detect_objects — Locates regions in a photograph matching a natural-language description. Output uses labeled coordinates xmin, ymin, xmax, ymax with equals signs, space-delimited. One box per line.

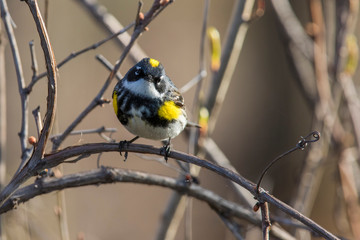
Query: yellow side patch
xmin=149 ymin=58 xmax=160 ymax=68
xmin=113 ymin=92 xmax=118 ymax=116
xmin=158 ymin=101 xmax=181 ymax=121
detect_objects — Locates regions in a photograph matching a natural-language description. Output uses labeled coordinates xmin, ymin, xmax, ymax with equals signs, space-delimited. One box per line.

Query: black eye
xmin=154 ymin=77 xmax=166 ymax=93
xmin=154 ymin=77 xmax=161 ymax=84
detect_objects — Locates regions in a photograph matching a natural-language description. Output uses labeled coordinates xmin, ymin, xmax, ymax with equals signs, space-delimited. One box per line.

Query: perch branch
xmin=35 ymin=142 xmax=340 ymax=239
xmin=0 ymin=167 xmax=257 ymax=225
xmin=51 ymin=0 xmax=171 ymax=151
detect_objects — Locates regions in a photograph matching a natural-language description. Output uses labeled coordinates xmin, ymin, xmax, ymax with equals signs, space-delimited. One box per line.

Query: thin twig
xmin=50 ymin=126 xmax=117 ymax=140
xmin=338 ymin=148 xmax=360 ymax=238
xmin=157 ymin=2 xmax=210 ymax=239
xmin=0 ymin=20 xmax=7 ymax=240
xmin=32 ymin=106 xmax=42 ymax=138
xmin=217 ymin=212 xmax=244 ymax=240
xmin=51 ymin=0 xmax=171 ymax=151
xmin=203 ymin=137 xmax=296 ymax=240
xmin=256 ymin=131 xmax=320 ymax=193
xmin=0 ymin=0 xmax=31 ymax=162
xmin=204 ymin=0 xmax=256 ymax=134
xmin=0 ymin=17 xmax=7 ymax=190
xmin=29 ymin=40 xmax=38 ymax=81
xmin=25 ymin=23 xmax=134 ymax=93
xmin=260 ymin=202 xmax=271 ymax=240
xmin=76 ymin=0 xmax=147 ymax=64
xmin=95 ymin=54 xmax=123 ymax=80
xmin=270 ymin=0 xmax=317 ymax=106
xmin=310 ymin=0 xmax=333 ymax=119
xmin=179 ymin=70 xmax=207 ymax=94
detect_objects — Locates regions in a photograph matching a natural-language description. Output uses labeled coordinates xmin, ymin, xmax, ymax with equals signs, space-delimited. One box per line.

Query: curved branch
xmin=51 ymin=0 xmax=172 ymax=151
xmin=0 ymin=167 xmax=257 ymax=224
xmin=41 ymin=142 xmax=338 ymax=239
xmin=0 ymin=0 xmax=58 ymax=208
xmin=24 ymin=0 xmax=57 ymax=161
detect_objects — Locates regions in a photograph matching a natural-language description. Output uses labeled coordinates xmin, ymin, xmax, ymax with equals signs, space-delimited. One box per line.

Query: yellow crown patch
xmin=149 ymin=58 xmax=160 ymax=68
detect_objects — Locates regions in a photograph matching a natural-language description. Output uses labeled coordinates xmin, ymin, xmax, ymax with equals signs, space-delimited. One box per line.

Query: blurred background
xmin=2 ymin=0 xmax=360 ymax=239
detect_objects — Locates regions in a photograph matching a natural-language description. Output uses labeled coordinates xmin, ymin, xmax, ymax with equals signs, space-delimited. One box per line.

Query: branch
xmin=50 ymin=126 xmax=117 ymax=141
xmin=0 ymin=0 xmax=58 ymax=207
xmin=0 ymin=0 xmax=173 ymax=210
xmin=23 ymin=0 xmax=57 ymax=161
xmin=0 ymin=168 xmax=257 ymax=223
xmin=25 ymin=23 xmax=134 ymax=93
xmin=51 ymin=0 xmax=171 ymax=151
xmin=204 ymin=0 xmax=252 ymax=131
xmin=0 ymin=0 xmax=31 ymax=162
xmin=0 ymin=15 xmax=7 ymax=240
xmin=76 ymin=0 xmax=147 ymax=64
xmin=270 ymin=0 xmax=317 ymax=106
xmin=39 ymin=142 xmax=339 ymax=239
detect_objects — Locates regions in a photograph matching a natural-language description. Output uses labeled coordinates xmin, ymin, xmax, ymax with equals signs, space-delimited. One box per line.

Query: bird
xmin=112 ymin=57 xmax=192 ymax=161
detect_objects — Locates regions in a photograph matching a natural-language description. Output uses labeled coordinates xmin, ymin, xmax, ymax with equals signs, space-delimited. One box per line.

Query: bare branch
xmin=32 ymin=106 xmax=42 ymax=138
xmin=51 ymin=0 xmax=171 ymax=151
xmin=95 ymin=54 xmax=123 ymax=80
xmin=39 ymin=142 xmax=339 ymax=239
xmin=76 ymin=0 xmax=147 ymax=64
xmin=23 ymin=0 xmax=57 ymax=161
xmin=0 ymin=0 xmax=31 ymax=162
xmin=50 ymin=126 xmax=117 ymax=140
xmin=270 ymin=0 xmax=317 ymax=105
xmin=260 ymin=202 xmax=271 ymax=240
xmin=0 ymin=16 xmax=7 ymax=240
xmin=0 ymin=0 xmax=58 ymax=208
xmin=217 ymin=212 xmax=244 ymax=240
xmin=0 ymin=167 xmax=258 ymax=226
xmin=204 ymin=0 xmax=255 ymax=134
xmin=25 ymin=23 xmax=134 ymax=93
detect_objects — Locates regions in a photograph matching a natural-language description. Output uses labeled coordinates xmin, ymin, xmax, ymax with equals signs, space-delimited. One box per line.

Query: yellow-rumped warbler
xmin=112 ymin=58 xmax=192 ymax=160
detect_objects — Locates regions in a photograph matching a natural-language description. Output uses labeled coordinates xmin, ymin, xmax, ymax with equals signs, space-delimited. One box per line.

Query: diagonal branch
xmin=24 ymin=22 xmax=134 ymax=93
xmin=51 ymin=0 xmax=172 ymax=151
xmin=76 ymin=0 xmax=147 ymax=64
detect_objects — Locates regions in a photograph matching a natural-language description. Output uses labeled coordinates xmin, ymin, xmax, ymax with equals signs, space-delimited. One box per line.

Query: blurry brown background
xmin=2 ymin=0 xmax=360 ymax=239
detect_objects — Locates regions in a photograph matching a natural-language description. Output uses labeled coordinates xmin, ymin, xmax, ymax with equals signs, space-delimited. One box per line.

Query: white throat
xmin=123 ymin=78 xmax=161 ymax=98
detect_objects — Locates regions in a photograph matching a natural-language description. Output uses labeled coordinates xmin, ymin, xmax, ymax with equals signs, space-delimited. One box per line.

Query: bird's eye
xmin=154 ymin=77 xmax=161 ymax=84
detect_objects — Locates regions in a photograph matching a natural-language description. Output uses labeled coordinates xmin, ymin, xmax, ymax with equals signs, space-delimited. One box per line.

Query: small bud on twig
xmin=28 ymin=136 xmax=37 ymax=145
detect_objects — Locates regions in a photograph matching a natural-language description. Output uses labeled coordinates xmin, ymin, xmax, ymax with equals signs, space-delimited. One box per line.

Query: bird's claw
xmin=119 ymin=140 xmax=129 ymax=161
xmin=161 ymin=143 xmax=171 ymax=162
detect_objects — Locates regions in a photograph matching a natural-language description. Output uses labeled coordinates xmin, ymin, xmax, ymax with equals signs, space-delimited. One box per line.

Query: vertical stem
xmin=260 ymin=202 xmax=271 ymax=240
xmin=0 ymin=21 xmax=7 ymax=240
xmin=0 ymin=0 xmax=30 ymax=163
